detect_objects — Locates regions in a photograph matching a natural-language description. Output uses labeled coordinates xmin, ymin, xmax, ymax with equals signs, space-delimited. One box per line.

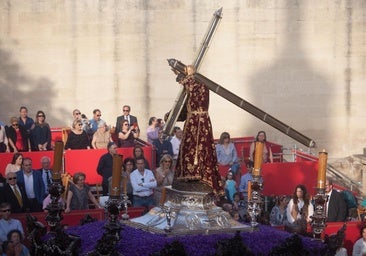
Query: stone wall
xmin=0 ymin=0 xmax=365 ymax=158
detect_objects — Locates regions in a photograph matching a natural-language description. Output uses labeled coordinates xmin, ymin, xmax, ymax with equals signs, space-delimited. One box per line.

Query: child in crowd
xmin=232 ymin=192 xmax=247 ymax=221
xmin=224 ymin=172 xmax=237 ymax=203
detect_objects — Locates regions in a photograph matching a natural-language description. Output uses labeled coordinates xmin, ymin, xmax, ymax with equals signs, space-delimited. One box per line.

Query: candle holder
xmin=161 ymin=205 xmax=174 ymax=232
xmin=104 ymin=193 xmax=130 ymax=221
xmin=121 ymin=193 xmax=131 ymax=220
xmin=247 ymin=175 xmax=263 ymax=228
xmin=310 ymin=188 xmax=328 ymax=238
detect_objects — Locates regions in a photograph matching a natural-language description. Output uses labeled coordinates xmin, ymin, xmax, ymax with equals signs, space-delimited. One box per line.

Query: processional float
xmin=130 ymin=7 xmax=251 ymax=234
xmin=129 ymin=6 xmax=319 ymax=234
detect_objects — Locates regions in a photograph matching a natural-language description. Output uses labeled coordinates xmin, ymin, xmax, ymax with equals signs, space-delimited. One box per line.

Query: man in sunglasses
xmin=89 ymin=109 xmax=106 ymax=135
xmin=115 ymin=105 xmax=138 ymax=135
xmin=0 ymin=202 xmax=24 ymax=244
xmin=0 ymin=173 xmax=29 ymax=213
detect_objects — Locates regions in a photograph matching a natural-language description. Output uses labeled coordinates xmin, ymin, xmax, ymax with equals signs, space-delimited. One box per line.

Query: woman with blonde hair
xmin=91 ymin=121 xmax=113 ymax=149
xmin=65 ymin=119 xmax=90 ymax=149
xmin=65 ymin=172 xmax=101 ymax=213
xmin=6 ymin=117 xmax=29 ymax=152
xmin=153 ymin=154 xmax=174 ymax=205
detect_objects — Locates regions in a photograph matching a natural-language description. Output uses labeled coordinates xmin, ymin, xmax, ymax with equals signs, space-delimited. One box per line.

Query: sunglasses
xmin=1 ymin=209 xmax=11 ymax=212
xmin=97 ymin=114 xmax=101 ymax=117
xmin=74 ymin=112 xmax=81 ymax=115
xmin=123 ymin=109 xmax=130 ymax=112
xmin=37 ymin=115 xmax=45 ymax=117
xmin=7 ymin=177 xmax=17 ymax=180
xmin=12 ymin=123 xmax=19 ymax=127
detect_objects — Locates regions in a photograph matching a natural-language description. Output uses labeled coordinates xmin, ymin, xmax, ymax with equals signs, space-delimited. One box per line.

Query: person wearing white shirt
xmin=353 ymin=226 xmax=366 ymax=256
xmin=38 ymin=156 xmax=53 ymax=195
xmin=16 ymin=158 xmax=45 ymax=212
xmin=130 ymin=156 xmax=157 ymax=208
xmin=170 ymin=127 xmax=182 ymax=168
xmin=285 ymin=184 xmax=313 ymax=234
xmin=0 ymin=202 xmax=24 ymax=243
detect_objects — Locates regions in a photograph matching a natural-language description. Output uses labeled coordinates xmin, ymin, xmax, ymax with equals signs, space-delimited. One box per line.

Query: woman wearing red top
xmin=6 ymin=117 xmax=29 ymax=152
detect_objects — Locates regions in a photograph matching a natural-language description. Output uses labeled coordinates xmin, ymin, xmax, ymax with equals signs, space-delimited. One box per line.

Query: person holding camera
xmin=285 ymin=184 xmax=314 ymax=234
xmin=117 ymin=119 xmax=139 ymax=148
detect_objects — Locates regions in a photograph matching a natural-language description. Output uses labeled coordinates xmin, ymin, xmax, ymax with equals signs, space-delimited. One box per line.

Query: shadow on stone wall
xmin=0 ymin=44 xmax=69 ymax=127
xmin=246 ymin=2 xmax=333 ymax=150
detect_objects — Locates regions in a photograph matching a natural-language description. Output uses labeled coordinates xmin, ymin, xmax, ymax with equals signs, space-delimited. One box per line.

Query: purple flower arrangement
xmin=66 ymin=221 xmax=326 ymax=255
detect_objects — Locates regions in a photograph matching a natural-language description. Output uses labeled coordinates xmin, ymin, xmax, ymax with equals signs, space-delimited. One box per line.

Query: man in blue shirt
xmin=0 ymin=202 xmax=24 ymax=243
xmin=89 ymin=109 xmax=105 ymax=135
xmin=239 ymin=168 xmax=253 ymax=200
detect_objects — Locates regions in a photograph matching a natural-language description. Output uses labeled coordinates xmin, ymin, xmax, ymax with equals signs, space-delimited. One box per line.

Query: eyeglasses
xmin=7 ymin=177 xmax=17 ymax=180
xmin=123 ymin=109 xmax=130 ymax=112
xmin=1 ymin=209 xmax=11 ymax=212
xmin=12 ymin=123 xmax=19 ymax=127
xmin=74 ymin=112 xmax=81 ymax=115
xmin=37 ymin=115 xmax=44 ymax=117
xmin=96 ymin=114 xmax=101 ymax=117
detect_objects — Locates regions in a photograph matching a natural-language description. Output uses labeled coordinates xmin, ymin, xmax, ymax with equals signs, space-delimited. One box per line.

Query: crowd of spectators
xmin=0 ymin=106 xmax=362 ymax=255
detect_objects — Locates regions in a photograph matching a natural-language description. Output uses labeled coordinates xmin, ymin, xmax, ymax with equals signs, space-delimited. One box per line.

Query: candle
xmin=317 ymin=150 xmax=328 ymax=189
xmin=122 ymin=171 xmax=127 ymax=194
xmin=253 ymin=141 xmax=264 ymax=176
xmin=160 ymin=187 xmax=167 ymax=205
xmin=52 ymin=141 xmax=64 ymax=180
xmin=247 ymin=180 xmax=252 ymax=201
xmin=110 ymin=154 xmax=123 ymax=197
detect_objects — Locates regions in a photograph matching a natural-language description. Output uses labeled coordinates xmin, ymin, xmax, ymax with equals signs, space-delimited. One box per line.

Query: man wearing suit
xmin=37 ymin=156 xmax=53 ymax=196
xmin=325 ymin=178 xmax=347 ymax=222
xmin=0 ymin=172 xmax=29 ymax=213
xmin=16 ymin=157 xmax=45 ymax=212
xmin=115 ymin=105 xmax=139 ymax=135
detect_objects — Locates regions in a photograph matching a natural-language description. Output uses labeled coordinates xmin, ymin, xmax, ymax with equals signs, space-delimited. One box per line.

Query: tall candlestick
xmin=317 ymin=150 xmax=328 ymax=189
xmin=253 ymin=141 xmax=264 ymax=176
xmin=110 ymin=154 xmax=123 ymax=197
xmin=53 ymin=141 xmax=64 ymax=180
xmin=122 ymin=172 xmax=127 ymax=194
xmin=160 ymin=187 xmax=167 ymax=205
xmin=247 ymin=180 xmax=252 ymax=201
